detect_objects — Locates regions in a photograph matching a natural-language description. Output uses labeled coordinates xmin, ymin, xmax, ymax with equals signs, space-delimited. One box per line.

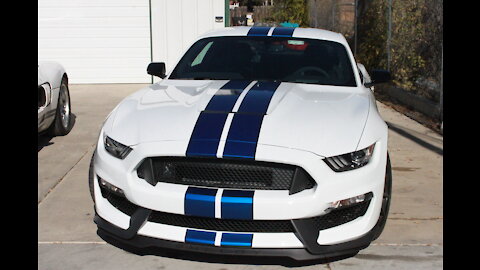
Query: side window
xmin=191 ymin=41 xmax=213 ymax=67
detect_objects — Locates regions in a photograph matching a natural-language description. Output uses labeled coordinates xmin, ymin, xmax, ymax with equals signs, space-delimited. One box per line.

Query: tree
xmin=238 ymin=0 xmax=264 ymax=12
xmin=273 ymin=0 xmax=309 ymax=27
xmin=357 ymin=0 xmax=442 ymax=102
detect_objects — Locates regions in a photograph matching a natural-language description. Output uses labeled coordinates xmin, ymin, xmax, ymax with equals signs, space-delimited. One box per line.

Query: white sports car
xmin=38 ymin=61 xmax=72 ymax=135
xmin=90 ymin=27 xmax=392 ymax=262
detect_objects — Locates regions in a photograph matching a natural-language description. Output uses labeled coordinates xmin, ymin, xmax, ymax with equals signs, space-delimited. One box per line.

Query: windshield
xmin=169 ymin=36 xmax=357 ymax=87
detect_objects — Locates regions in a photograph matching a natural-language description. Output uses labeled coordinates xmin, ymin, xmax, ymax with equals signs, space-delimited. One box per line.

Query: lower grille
xmin=148 ymin=211 xmax=295 ymax=233
xmin=101 ymin=187 xmax=371 ymax=233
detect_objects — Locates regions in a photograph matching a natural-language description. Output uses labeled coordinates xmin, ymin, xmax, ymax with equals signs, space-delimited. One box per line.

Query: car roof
xmin=198 ymin=26 xmax=348 ymax=46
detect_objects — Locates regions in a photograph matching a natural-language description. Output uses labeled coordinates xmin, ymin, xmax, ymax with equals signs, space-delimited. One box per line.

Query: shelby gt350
xmin=89 ymin=26 xmax=392 ymax=261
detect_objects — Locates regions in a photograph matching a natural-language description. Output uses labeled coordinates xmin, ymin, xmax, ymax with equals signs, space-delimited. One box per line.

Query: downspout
xmin=149 ymin=0 xmax=154 ymax=84
xmin=225 ymin=0 xmax=230 ymax=27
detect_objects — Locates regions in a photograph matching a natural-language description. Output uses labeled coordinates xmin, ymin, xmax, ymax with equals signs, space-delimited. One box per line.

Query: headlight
xmin=104 ymin=135 xmax=132 ymax=159
xmin=324 ymin=143 xmax=375 ymax=172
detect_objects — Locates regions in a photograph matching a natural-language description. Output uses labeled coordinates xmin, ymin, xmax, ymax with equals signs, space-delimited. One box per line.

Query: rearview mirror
xmin=147 ymin=62 xmax=166 ymax=78
xmin=364 ymin=69 xmax=391 ymax=88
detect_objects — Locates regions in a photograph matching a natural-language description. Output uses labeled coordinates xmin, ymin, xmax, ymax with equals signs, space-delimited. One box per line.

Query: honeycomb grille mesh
xmin=137 ymin=157 xmax=311 ymax=191
xmin=100 ymin=186 xmax=371 ymax=233
xmin=313 ymin=200 xmax=371 ymax=230
xmin=100 ymin=185 xmax=138 ymax=216
xmin=148 ymin=211 xmax=295 ymax=233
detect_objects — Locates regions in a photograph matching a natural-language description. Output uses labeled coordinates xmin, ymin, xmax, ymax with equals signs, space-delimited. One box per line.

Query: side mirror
xmin=364 ymin=69 xmax=391 ymax=88
xmin=147 ymin=62 xmax=166 ymax=78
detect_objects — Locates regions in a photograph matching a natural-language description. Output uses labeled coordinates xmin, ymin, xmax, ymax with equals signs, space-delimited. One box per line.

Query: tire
xmin=372 ymin=152 xmax=392 ymax=240
xmin=49 ymin=76 xmax=72 ymax=136
xmin=88 ymin=151 xmax=96 ymax=203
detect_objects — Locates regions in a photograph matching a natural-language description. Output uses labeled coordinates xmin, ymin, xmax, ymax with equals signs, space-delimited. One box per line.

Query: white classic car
xmin=38 ymin=61 xmax=72 ymax=136
xmin=90 ymin=26 xmax=392 ymax=262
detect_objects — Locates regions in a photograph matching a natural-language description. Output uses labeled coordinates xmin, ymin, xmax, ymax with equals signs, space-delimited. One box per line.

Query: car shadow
xmin=38 ymin=133 xmax=54 ymax=152
xmin=38 ymin=113 xmax=76 ymax=152
xmin=386 ymin=121 xmax=443 ymax=156
xmin=98 ymin=231 xmax=355 ymax=267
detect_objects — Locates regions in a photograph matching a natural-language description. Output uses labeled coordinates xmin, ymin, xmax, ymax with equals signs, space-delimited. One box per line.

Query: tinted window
xmin=169 ymin=36 xmax=357 ymax=87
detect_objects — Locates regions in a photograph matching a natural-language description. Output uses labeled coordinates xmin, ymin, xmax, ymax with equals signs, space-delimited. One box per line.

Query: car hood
xmin=105 ymin=80 xmax=370 ymax=157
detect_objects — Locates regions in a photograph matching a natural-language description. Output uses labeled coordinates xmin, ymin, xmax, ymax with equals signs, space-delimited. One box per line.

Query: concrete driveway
xmin=38 ymin=84 xmax=443 ymax=269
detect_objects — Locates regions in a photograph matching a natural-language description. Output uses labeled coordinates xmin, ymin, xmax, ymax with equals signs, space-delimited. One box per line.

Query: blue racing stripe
xmin=223 ymin=81 xmax=281 ymax=159
xmin=221 ymin=190 xmax=254 ymax=219
xmin=222 ymin=114 xmax=264 ymax=159
xmin=186 ymin=112 xmax=228 ymax=157
xmin=247 ymin=27 xmax=271 ymax=36
xmin=237 ymin=81 xmax=281 ymax=114
xmin=221 ymin=233 xmax=253 ymax=247
xmin=185 ymin=187 xmax=217 ymax=217
xmin=205 ymin=80 xmax=251 ymax=112
xmin=185 ymin=229 xmax=216 ymax=245
xmin=271 ymin=27 xmax=296 ymax=37
xmin=187 ymin=80 xmax=252 ymax=157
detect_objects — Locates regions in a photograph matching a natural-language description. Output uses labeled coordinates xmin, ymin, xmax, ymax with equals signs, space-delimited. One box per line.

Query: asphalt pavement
xmin=38 ymin=84 xmax=443 ymax=269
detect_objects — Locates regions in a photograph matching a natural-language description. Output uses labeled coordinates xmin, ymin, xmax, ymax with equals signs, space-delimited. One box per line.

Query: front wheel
xmin=372 ymin=153 xmax=392 ymax=240
xmin=88 ymin=151 xmax=95 ymax=204
xmin=49 ymin=76 xmax=72 ymax=136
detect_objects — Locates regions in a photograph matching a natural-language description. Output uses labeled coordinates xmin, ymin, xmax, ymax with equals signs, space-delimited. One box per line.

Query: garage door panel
xmin=39 ymin=27 xmax=150 ymax=38
xmin=39 ymin=17 xmax=149 ymax=29
xmin=39 ymin=0 xmax=148 ymax=8
xmin=65 ymin=68 xmax=150 ymax=82
xmin=52 ymin=58 xmax=150 ymax=69
xmin=72 ymin=78 xmax=150 ymax=84
xmin=38 ymin=7 xmax=149 ymax=18
xmin=65 ymin=68 xmax=149 ymax=76
xmin=39 ymin=0 xmax=226 ymax=83
xmin=38 ymin=0 xmax=151 ymax=83
xmin=39 ymin=38 xmax=150 ymax=49
xmin=38 ymin=48 xmax=149 ymax=58
xmin=66 ymin=67 xmax=148 ymax=75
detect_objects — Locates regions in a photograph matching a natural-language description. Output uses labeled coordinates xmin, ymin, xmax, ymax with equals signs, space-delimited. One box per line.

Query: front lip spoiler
xmin=95 ymin=215 xmax=361 ymax=263
xmin=94 ymin=200 xmax=386 ymax=262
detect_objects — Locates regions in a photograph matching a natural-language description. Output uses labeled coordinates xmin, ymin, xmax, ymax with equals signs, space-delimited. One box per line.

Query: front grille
xmin=148 ymin=211 xmax=295 ymax=233
xmin=136 ymin=157 xmax=316 ymax=194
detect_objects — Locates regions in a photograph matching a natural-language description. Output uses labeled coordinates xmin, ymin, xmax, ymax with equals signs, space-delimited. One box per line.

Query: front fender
xmin=38 ymin=61 xmax=66 ymax=89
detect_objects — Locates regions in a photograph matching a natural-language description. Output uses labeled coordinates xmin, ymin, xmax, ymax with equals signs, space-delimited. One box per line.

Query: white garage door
xmin=38 ymin=0 xmax=152 ymax=83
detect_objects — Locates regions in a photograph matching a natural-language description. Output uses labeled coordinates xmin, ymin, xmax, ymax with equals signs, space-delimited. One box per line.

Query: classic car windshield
xmin=169 ymin=36 xmax=357 ymax=87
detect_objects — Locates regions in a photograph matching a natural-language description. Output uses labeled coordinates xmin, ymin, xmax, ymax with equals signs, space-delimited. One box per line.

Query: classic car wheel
xmin=49 ymin=76 xmax=72 ymax=136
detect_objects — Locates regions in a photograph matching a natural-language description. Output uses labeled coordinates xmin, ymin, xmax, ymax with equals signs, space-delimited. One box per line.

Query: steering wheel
xmin=292 ymin=66 xmax=329 ymax=78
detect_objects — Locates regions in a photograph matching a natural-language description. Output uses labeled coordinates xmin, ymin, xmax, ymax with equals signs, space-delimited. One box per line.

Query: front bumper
xmin=92 ymin=132 xmax=389 ymax=260
xmin=94 ymin=204 xmax=385 ymax=261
